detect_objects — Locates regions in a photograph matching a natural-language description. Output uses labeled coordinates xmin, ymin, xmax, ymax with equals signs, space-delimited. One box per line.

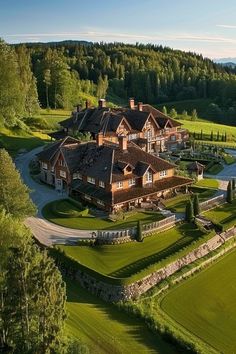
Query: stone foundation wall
xmin=74 ymin=226 xmax=236 ymax=302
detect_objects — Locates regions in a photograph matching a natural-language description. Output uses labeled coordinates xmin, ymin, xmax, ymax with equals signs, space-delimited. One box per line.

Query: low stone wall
xmin=96 ymin=215 xmax=176 ymax=244
xmin=74 ymin=226 xmax=236 ymax=302
xmin=200 ymin=194 xmax=225 ymax=211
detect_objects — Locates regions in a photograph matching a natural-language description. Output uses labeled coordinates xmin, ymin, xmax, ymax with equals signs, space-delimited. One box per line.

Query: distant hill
xmin=215 ymin=58 xmax=236 ymax=66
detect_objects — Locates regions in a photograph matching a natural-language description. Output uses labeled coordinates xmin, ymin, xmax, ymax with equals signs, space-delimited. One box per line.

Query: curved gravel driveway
xmin=15 ymin=146 xmax=95 ymax=246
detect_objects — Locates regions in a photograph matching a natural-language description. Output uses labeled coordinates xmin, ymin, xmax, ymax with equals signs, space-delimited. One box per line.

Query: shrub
xmin=135 ymin=220 xmax=143 ymax=242
xmin=212 ymin=222 xmax=225 ymax=232
xmin=52 ymin=200 xmax=89 ymax=218
xmin=77 ymin=239 xmax=95 ymax=246
xmin=192 ymin=194 xmax=200 ymax=216
xmin=227 ymin=180 xmax=233 ymax=203
xmin=185 ymin=200 xmax=194 ymax=222
xmin=23 ymin=116 xmax=50 ymax=130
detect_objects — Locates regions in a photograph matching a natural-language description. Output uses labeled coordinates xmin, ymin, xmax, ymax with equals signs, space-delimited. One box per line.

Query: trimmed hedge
xmin=51 ymin=199 xmax=89 ymax=218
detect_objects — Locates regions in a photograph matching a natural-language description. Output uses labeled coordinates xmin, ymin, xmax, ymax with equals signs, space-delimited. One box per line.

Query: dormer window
xmin=99 ymin=180 xmax=105 ymax=188
xmin=145 ymin=170 xmax=153 ymax=184
xmin=73 ymin=173 xmax=82 ymax=180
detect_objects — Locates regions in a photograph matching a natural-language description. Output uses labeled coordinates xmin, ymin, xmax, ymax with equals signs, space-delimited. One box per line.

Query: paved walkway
xmin=15 ymin=147 xmax=95 ymax=246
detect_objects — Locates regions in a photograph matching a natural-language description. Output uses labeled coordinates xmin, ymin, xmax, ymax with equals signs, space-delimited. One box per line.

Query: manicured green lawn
xmin=163 ymin=187 xmax=217 ymax=213
xmin=161 ymin=249 xmax=236 ymax=353
xmin=60 ymin=223 xmax=205 ymax=278
xmin=66 ymin=278 xmax=176 ymax=354
xmin=204 ymin=199 xmax=236 ymax=229
xmin=194 ymin=178 xmax=219 ymax=189
xmin=42 ymin=199 xmax=164 ymax=230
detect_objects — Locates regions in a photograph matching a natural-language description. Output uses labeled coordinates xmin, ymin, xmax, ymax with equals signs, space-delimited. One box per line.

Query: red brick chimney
xmin=85 ymin=100 xmax=90 ymax=109
xmin=118 ymin=135 xmax=127 ymax=151
xmin=98 ymin=99 xmax=106 ymax=108
xmin=137 ymin=102 xmax=143 ymax=111
xmin=129 ymin=98 xmax=135 ymax=110
xmin=96 ymin=132 xmax=104 ymax=146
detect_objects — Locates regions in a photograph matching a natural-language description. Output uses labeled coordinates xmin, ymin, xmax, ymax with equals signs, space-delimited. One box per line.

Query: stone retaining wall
xmin=74 ymin=226 xmax=236 ymax=302
xmin=200 ymin=194 xmax=225 ymax=211
xmin=96 ymin=215 xmax=176 ymax=244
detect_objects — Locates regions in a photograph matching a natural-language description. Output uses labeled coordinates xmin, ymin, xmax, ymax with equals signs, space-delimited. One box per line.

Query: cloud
xmin=4 ymin=31 xmax=236 ymax=44
xmin=217 ymin=24 xmax=236 ymax=29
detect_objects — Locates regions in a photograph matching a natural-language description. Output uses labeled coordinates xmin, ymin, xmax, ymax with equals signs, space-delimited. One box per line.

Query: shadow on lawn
xmin=65 ymin=277 xmax=177 ymax=354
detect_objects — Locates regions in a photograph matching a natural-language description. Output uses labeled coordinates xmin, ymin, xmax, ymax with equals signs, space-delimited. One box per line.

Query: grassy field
xmin=0 ymin=108 xmax=69 ymax=156
xmin=161 ymin=249 xmax=236 ymax=353
xmin=156 ymin=98 xmax=212 ymax=117
xmin=178 ymin=119 xmax=236 ymax=141
xmin=60 ymin=223 xmax=206 ymax=278
xmin=0 ymin=126 xmax=48 ymax=156
xmin=204 ymin=199 xmax=236 ymax=229
xmin=42 ymin=199 xmax=164 ymax=230
xmin=38 ymin=108 xmax=71 ymax=129
xmin=66 ymin=278 xmax=176 ymax=354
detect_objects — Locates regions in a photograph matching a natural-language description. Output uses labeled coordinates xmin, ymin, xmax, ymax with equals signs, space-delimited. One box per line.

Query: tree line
xmin=26 ymin=41 xmax=236 ymax=109
xmin=0 ymin=149 xmax=84 ymax=353
xmin=2 ymin=38 xmax=236 ymax=128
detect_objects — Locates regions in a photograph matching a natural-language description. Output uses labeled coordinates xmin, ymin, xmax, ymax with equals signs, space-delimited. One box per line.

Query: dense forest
xmin=1 ymin=39 xmax=236 ymax=128
xmin=24 ymin=41 xmax=236 ymax=109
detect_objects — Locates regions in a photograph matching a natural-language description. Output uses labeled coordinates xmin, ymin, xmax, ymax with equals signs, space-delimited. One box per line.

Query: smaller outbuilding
xmin=187 ymin=161 xmax=205 ymax=181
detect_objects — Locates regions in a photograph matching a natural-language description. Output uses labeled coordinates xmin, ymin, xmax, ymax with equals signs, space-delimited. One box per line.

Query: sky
xmin=1 ymin=0 xmax=236 ymax=59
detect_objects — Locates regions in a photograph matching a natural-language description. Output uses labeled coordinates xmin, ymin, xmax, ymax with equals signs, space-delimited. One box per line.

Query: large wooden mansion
xmin=50 ymin=98 xmax=189 ymax=153
xmin=37 ymin=135 xmax=192 ymax=212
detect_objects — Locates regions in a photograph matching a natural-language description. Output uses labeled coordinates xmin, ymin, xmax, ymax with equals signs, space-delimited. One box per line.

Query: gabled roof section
xmin=122 ymin=110 xmax=151 ymax=131
xmin=141 ymin=104 xmax=181 ymax=128
xmin=37 ymin=136 xmax=80 ymax=163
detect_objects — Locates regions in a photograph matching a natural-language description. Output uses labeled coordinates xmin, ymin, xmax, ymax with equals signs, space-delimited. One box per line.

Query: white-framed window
xmin=60 ymin=170 xmax=66 ymax=178
xmin=59 ymin=160 xmax=66 ymax=167
xmin=99 ymin=180 xmax=105 ymax=188
xmin=160 ymin=170 xmax=167 ymax=178
xmin=145 ymin=170 xmax=153 ymax=183
xmin=42 ymin=162 xmax=48 ymax=170
xmin=128 ymin=178 xmax=136 ymax=186
xmin=73 ymin=172 xmax=82 ymax=180
xmin=87 ymin=176 xmax=95 ymax=184
xmin=170 ymin=135 xmax=176 ymax=141
xmin=97 ymin=199 xmax=105 ymax=206
xmin=51 ymin=166 xmax=55 ymax=173
xmin=128 ymin=133 xmax=137 ymax=141
xmin=84 ymin=194 xmax=91 ymax=201
xmin=116 ymin=181 xmax=123 ymax=189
